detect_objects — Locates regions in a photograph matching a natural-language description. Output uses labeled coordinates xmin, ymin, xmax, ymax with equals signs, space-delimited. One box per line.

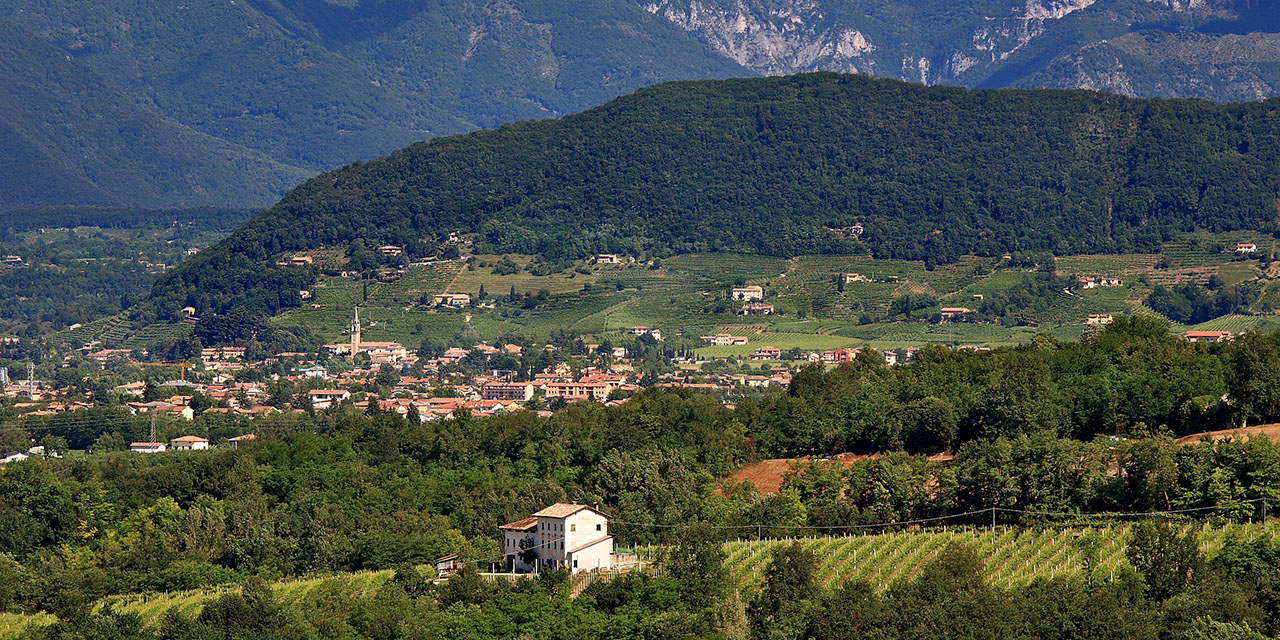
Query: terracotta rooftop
xmin=532 ymin=503 xmax=609 ymax=519
xmin=170 ymin=435 xmax=208 ymax=443
xmin=499 ymin=516 xmax=538 ymax=531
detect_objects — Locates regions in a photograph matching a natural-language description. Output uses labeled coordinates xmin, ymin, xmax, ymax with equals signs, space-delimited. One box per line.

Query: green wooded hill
xmin=150 ymin=73 xmax=1280 ymax=322
xmin=1 ymin=0 xmax=745 ymax=208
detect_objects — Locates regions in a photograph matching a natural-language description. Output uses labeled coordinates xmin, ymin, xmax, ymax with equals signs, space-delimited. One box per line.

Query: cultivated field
xmin=723 ymin=521 xmax=1280 ymax=592
xmin=253 ymin=230 xmax=1280 ymax=355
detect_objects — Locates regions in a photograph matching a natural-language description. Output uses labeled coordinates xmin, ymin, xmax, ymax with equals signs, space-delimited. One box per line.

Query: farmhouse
xmin=731 ymin=285 xmax=764 ymax=301
xmin=433 ymin=293 xmax=472 ymax=308
xmin=822 ymin=348 xmax=857 ymax=363
xmin=1086 ymin=314 xmax=1114 ymax=326
xmin=129 ymin=442 xmax=167 ymax=454
xmin=169 ymin=435 xmax=209 ymax=451
xmin=500 ymin=503 xmax=613 ymax=573
xmin=844 ymin=273 xmax=869 ymax=284
xmin=594 ymin=254 xmax=621 ymax=264
xmin=751 ymin=346 xmax=781 ymax=360
xmin=939 ymin=307 xmax=973 ymax=320
xmin=1236 ymin=243 xmax=1258 ymax=254
xmin=1186 ymin=330 xmax=1234 ymax=343
xmin=378 ymin=245 xmax=403 ymax=256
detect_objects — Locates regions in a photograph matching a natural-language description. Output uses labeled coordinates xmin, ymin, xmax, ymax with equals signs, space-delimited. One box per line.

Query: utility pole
xmin=149 ymin=414 xmax=156 ymax=443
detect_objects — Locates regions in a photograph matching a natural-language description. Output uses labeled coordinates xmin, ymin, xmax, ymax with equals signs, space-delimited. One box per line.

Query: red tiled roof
xmin=499 ymin=516 xmax=538 ymax=531
xmin=532 ymin=503 xmax=610 ymax=519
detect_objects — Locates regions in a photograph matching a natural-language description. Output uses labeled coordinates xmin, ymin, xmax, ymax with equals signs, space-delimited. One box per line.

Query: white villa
xmin=170 ymin=435 xmax=210 ymax=451
xmin=500 ymin=503 xmax=613 ymax=573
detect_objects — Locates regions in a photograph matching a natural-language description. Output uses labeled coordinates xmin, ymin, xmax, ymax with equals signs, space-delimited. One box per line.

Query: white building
xmin=500 ymin=503 xmax=613 ymax=573
xmin=170 ymin=435 xmax=210 ymax=451
xmin=731 ymin=285 xmax=764 ymax=301
xmin=129 ymin=442 xmax=167 ymax=454
xmin=308 ymin=389 xmax=351 ymax=409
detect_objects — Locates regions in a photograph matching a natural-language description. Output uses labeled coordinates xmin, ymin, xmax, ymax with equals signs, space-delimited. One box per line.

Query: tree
xmin=1127 ymin=520 xmax=1202 ymax=601
xmin=748 ymin=542 xmax=819 ymax=640
xmin=664 ymin=522 xmax=727 ymax=612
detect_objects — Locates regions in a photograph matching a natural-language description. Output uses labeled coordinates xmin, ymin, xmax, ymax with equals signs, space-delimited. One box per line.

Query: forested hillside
xmin=1 ymin=0 xmax=745 ymax=208
xmin=148 ymin=73 xmax=1280 ymax=325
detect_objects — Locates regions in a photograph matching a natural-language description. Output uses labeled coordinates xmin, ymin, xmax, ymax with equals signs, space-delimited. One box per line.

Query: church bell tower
xmin=350 ymin=306 xmax=361 ymax=354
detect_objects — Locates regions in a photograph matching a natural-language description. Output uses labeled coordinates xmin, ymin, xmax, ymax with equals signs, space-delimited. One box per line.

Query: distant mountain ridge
xmin=643 ymin=0 xmax=1280 ymax=100
xmin=1 ymin=0 xmax=746 ymax=208
xmin=8 ymin=0 xmax=1280 ymax=210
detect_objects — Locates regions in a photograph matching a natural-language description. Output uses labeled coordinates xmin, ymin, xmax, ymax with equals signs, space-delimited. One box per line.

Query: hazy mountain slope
xmin=642 ymin=0 xmax=1280 ymax=100
xmin=1016 ymin=30 xmax=1280 ymax=100
xmin=3 ymin=0 xmax=747 ymax=208
xmin=0 ymin=20 xmax=309 ymax=209
xmin=146 ymin=74 xmax=1280 ymax=324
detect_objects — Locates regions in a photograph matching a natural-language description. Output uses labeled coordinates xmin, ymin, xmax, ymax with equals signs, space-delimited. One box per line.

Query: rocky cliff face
xmin=643 ymin=0 xmax=1102 ymax=83
xmin=642 ymin=0 xmax=1279 ymax=100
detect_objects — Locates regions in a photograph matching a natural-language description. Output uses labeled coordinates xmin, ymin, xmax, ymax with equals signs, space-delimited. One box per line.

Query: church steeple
xmin=350 ymin=306 xmax=361 ymax=354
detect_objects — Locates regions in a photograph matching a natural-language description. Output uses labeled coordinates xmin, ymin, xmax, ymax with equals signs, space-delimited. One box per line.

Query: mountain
xmin=0 ymin=19 xmax=308 ymax=209
xmin=643 ymin=0 xmax=1280 ymax=101
xmin=10 ymin=0 xmax=1280 ymax=210
xmin=147 ymin=73 xmax=1280 ymax=326
xmin=2 ymin=0 xmax=746 ymax=208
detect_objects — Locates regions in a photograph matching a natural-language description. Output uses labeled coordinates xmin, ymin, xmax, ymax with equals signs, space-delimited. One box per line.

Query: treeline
xmin=1147 ymin=281 xmax=1260 ymax=324
xmin=743 ymin=317 xmax=1280 ymax=455
xmin=0 ymin=207 xmax=258 ymax=234
xmin=146 ymin=73 xmax=1280 ymax=325
xmin=781 ymin=433 xmax=1280 ymax=529
xmin=26 ymin=524 xmax=1280 ymax=640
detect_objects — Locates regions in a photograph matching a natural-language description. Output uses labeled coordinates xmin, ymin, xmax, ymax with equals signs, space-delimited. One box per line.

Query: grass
xmin=0 ymin=612 xmax=54 ymax=640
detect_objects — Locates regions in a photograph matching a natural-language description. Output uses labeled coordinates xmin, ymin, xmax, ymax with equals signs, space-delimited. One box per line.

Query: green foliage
xmin=1128 ymin=520 xmax=1203 ymax=601
xmin=152 ymin=73 xmax=1280 ymax=332
xmin=1148 ymin=282 xmax=1259 ymax=324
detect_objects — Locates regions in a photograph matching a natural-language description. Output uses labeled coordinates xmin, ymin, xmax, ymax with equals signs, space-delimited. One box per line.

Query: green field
xmin=261 ymin=235 xmax=1280 ymax=354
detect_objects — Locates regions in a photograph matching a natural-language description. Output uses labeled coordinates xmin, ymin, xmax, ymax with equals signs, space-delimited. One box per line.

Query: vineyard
xmin=7 ymin=521 xmax=1278 ymax=639
xmin=722 ymin=521 xmax=1280 ymax=592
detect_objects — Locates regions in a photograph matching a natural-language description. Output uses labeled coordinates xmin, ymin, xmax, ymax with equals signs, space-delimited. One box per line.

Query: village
xmin=0 ymin=288 xmax=1241 ymax=466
